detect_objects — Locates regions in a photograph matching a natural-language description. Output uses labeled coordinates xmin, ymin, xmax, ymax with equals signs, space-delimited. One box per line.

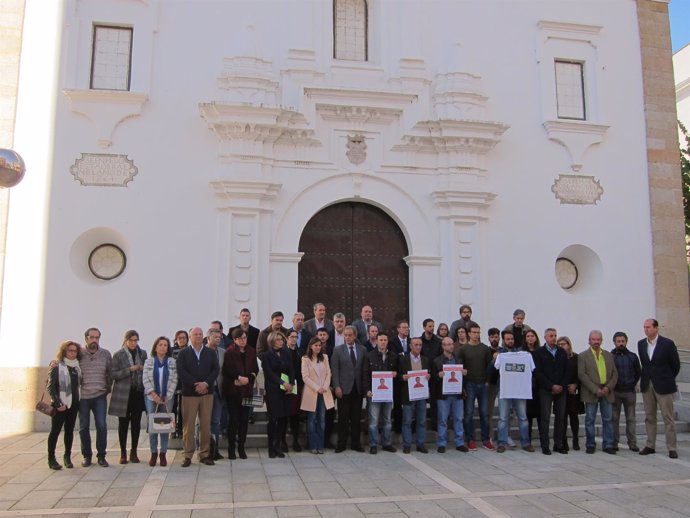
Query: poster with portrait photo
xmin=371 ymin=371 xmax=395 ymax=402
xmin=442 ymin=364 xmax=463 ymax=395
xmin=407 ymin=370 xmax=429 ymax=401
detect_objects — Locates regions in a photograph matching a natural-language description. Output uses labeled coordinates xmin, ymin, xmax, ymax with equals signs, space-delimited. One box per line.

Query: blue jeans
xmin=464 ymin=381 xmax=489 ymax=442
xmin=79 ymin=394 xmax=108 ymax=459
xmin=437 ymin=397 xmax=464 ymax=447
xmin=307 ymin=394 xmax=326 ymax=450
xmin=498 ymin=398 xmax=529 ymax=447
xmin=211 ymin=389 xmax=224 ymax=442
xmin=585 ymin=398 xmax=614 ymax=449
xmin=402 ymin=399 xmax=427 ymax=448
xmin=145 ymin=397 xmax=173 ymax=453
xmin=368 ymin=400 xmax=393 ymax=447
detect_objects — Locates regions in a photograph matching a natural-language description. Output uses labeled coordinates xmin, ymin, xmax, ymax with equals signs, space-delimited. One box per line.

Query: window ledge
xmin=543 ymin=119 xmax=609 ymax=172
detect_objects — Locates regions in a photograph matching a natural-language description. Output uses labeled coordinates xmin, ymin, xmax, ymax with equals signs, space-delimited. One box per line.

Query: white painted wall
xmin=2 ymin=0 xmax=659 ymax=365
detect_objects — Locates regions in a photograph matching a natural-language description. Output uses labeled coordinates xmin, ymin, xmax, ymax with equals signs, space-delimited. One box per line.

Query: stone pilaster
xmin=637 ymin=0 xmax=690 ymax=341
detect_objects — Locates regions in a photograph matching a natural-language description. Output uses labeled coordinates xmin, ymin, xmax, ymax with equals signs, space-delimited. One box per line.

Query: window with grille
xmin=333 ymin=0 xmax=368 ymax=61
xmin=90 ymin=25 xmax=133 ymax=90
xmin=555 ymin=60 xmax=586 ymax=120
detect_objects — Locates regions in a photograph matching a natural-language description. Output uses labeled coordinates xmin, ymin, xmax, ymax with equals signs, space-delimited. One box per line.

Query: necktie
xmin=349 ymin=346 xmax=356 ymax=367
xmin=402 ymin=339 xmax=407 ymax=352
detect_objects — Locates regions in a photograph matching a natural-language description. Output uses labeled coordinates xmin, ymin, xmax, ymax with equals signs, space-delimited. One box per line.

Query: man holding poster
xmin=364 ymin=334 xmax=398 ymax=454
xmin=398 ymin=337 xmax=430 ymax=453
xmin=432 ymin=337 xmax=468 ymax=453
xmin=491 ymin=330 xmax=536 ymax=453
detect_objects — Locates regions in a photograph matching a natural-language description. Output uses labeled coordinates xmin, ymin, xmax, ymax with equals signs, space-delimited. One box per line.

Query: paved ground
xmin=0 ymin=430 xmax=689 ymax=518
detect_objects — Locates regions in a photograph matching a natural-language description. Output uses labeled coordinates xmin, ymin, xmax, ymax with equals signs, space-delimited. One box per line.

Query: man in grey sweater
xmin=79 ymin=327 xmax=112 ymax=467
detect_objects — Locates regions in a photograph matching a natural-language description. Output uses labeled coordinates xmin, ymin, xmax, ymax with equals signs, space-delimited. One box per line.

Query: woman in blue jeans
xmin=142 ymin=336 xmax=177 ymax=467
xmin=300 ymin=337 xmax=334 ymax=453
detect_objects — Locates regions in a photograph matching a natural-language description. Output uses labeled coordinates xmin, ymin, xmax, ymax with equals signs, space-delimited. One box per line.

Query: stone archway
xmin=298 ymin=202 xmax=409 ymax=333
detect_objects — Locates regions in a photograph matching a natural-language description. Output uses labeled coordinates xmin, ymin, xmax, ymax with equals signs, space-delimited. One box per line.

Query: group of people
xmin=44 ymin=304 xmax=682 ymax=470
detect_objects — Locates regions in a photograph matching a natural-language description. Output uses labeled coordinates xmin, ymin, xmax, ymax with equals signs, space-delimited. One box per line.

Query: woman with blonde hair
xmin=109 ymin=330 xmax=147 ymax=464
xmin=558 ymin=336 xmax=581 ymax=451
xmin=301 ymin=337 xmax=334 ymax=454
xmin=46 ymin=340 xmax=82 ymax=469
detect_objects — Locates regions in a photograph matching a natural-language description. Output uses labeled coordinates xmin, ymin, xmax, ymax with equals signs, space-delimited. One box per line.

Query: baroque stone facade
xmin=1 ymin=0 xmax=689 ymax=432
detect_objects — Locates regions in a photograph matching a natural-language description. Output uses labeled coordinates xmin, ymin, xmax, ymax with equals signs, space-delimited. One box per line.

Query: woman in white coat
xmin=300 ymin=337 xmax=334 ymax=453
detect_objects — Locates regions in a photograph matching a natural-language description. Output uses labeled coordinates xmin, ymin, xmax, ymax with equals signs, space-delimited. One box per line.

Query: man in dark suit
xmin=228 ymin=308 xmax=260 ymax=350
xmin=533 ymin=327 xmax=569 ymax=455
xmin=331 ymin=325 xmax=366 ymax=452
xmin=289 ymin=311 xmax=312 ymax=355
xmin=389 ymin=320 xmax=411 ymax=433
xmin=637 ymin=318 xmax=681 ymax=459
xmin=304 ymin=302 xmax=335 ymax=337
xmin=352 ymin=305 xmax=383 ymax=346
xmin=176 ymin=327 xmax=220 ymax=467
xmin=256 ymin=311 xmax=289 ymax=358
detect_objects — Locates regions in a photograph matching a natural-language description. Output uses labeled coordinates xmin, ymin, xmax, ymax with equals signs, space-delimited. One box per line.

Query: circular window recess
xmin=88 ymin=243 xmax=126 ymax=280
xmin=554 ymin=244 xmax=603 ymax=295
xmin=70 ymin=227 xmax=129 ymax=284
xmin=555 ymin=257 xmax=578 ymax=290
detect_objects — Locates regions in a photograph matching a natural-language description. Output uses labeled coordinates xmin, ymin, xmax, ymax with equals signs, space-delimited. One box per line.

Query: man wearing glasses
xmin=79 ymin=327 xmax=112 ymax=467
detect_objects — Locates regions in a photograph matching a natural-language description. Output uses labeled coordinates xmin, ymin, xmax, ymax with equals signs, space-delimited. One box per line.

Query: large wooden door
xmin=298 ymin=202 xmax=409 ymax=334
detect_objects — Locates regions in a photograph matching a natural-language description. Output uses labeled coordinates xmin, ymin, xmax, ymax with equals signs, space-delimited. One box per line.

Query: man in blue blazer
xmin=637 ymin=319 xmax=681 ymax=458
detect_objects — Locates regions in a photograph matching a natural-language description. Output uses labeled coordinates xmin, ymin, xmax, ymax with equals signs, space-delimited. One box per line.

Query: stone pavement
xmin=0 ymin=430 xmax=689 ymax=518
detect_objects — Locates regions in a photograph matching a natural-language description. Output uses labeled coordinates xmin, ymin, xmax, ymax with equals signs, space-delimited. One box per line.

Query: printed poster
xmin=407 ymin=370 xmax=429 ymax=401
xmin=442 ymin=364 xmax=463 ymax=395
xmin=371 ymin=371 xmax=395 ymax=402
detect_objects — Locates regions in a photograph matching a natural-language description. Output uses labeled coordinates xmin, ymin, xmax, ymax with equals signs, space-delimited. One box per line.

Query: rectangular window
xmin=333 ymin=0 xmax=367 ymax=61
xmin=90 ymin=25 xmax=133 ymax=91
xmin=555 ymin=60 xmax=585 ymax=120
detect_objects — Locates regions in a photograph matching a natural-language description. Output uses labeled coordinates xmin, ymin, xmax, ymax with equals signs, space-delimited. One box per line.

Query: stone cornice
xmin=431 ymin=189 xmax=496 ymax=210
xmin=315 ymin=103 xmax=402 ymax=124
xmin=210 ymin=180 xmax=282 ymax=201
xmin=392 ymin=119 xmax=508 ymax=154
xmin=537 ymin=20 xmax=603 ymax=37
xmin=304 ymin=86 xmax=418 ymax=108
xmin=199 ymin=102 xmax=320 ymax=146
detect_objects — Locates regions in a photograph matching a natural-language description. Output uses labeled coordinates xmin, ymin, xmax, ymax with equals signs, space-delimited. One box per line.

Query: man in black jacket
xmin=177 ymin=327 xmax=220 ymax=467
xmin=611 ymin=331 xmax=641 ymax=452
xmin=363 ymin=334 xmax=398 ymax=454
xmin=638 ymin=319 xmax=681 ymax=458
xmin=533 ymin=328 xmax=569 ymax=455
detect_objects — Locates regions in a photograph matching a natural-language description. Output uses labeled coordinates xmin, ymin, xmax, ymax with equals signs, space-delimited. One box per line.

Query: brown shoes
xmin=148 ymin=453 xmax=158 ymax=467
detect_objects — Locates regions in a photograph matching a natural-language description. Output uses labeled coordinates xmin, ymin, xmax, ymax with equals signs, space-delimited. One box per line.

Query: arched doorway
xmin=298 ymin=202 xmax=409 ymax=334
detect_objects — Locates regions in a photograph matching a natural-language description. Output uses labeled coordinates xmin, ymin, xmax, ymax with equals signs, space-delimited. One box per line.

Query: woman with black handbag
xmin=46 ymin=340 xmax=82 ymax=470
xmin=222 ymin=328 xmax=258 ymax=459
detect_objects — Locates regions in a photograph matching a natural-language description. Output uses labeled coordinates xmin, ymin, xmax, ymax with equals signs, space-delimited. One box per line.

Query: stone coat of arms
xmin=346 ymin=134 xmax=367 ymax=165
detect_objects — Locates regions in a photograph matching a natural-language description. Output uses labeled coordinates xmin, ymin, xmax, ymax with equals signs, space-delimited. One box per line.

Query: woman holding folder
xmin=262 ymin=330 xmax=295 ymax=458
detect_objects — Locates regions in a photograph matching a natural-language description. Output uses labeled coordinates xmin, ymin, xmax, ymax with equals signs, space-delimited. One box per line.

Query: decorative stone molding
xmin=542 ymin=120 xmax=609 ymax=172
xmin=63 ymin=90 xmax=148 ymax=149
xmin=304 ymin=86 xmax=418 ymax=109
xmin=431 ymin=189 xmax=496 ymax=219
xmin=269 ymin=252 xmax=304 ymax=263
xmin=433 ymin=72 xmax=488 ymax=120
xmin=392 ymin=120 xmax=508 ymax=155
xmin=315 ymin=104 xmax=402 ymax=124
xmin=403 ymin=255 xmax=442 ymax=267
xmin=199 ymin=102 xmax=320 ymax=146
xmin=69 ymin=153 xmax=138 ymax=187
xmin=210 ymin=179 xmax=281 ymax=210
xmin=217 ymin=56 xmax=279 ymax=105
xmin=551 ymin=174 xmax=604 ymax=205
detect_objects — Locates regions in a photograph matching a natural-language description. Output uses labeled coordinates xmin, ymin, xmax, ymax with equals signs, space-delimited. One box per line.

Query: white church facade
xmin=1 ymin=0 xmax=688 ymax=431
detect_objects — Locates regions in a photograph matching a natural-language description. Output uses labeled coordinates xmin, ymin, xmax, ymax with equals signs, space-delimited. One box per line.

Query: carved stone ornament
xmin=346 ymin=134 xmax=367 ymax=165
xmin=551 ymin=174 xmax=603 ymax=205
xmin=70 ymin=153 xmax=138 ymax=187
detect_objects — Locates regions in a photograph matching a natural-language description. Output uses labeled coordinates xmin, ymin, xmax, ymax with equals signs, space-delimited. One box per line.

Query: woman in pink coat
xmin=300 ymin=337 xmax=335 ymax=454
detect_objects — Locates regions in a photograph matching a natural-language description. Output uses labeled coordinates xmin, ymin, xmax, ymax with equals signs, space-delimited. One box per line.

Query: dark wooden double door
xmin=298 ymin=202 xmax=409 ymax=335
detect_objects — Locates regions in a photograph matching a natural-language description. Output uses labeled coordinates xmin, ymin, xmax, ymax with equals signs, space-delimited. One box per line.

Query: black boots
xmin=63 ymin=453 xmax=73 ymax=469
xmin=48 ymin=456 xmax=62 ymax=470
xmin=211 ymin=437 xmax=224 ymax=460
xmin=237 ymin=444 xmax=247 ymax=459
